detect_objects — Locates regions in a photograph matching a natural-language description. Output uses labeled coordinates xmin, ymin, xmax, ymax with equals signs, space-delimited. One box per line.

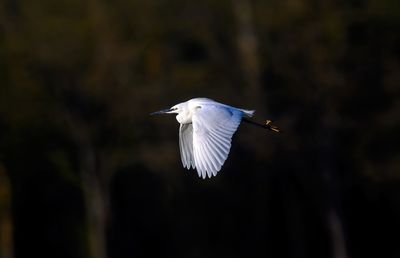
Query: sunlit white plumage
xmin=151 ymin=98 xmax=254 ymax=179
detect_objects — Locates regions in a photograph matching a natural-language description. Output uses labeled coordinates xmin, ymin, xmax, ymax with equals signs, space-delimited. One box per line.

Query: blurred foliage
xmin=1 ymin=0 xmax=400 ymax=258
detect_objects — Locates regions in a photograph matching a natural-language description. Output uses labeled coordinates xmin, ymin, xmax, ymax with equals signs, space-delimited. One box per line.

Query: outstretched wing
xmin=179 ymin=123 xmax=196 ymax=171
xmin=192 ymin=105 xmax=243 ymax=178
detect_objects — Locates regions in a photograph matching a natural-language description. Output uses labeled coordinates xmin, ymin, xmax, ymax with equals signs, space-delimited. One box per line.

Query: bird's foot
xmin=265 ymin=120 xmax=281 ymax=133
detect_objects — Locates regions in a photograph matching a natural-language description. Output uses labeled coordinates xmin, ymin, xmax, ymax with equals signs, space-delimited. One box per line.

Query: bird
xmin=151 ymin=98 xmax=280 ymax=179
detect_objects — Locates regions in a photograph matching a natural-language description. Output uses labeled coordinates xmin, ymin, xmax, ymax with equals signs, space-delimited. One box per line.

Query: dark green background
xmin=1 ymin=0 xmax=399 ymax=258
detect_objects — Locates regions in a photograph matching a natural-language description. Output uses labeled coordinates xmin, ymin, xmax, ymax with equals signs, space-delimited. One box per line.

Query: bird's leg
xmin=242 ymin=118 xmax=281 ymax=133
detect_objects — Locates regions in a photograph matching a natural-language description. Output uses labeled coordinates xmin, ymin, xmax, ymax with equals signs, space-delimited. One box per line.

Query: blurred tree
xmin=0 ymin=164 xmax=14 ymax=258
xmin=233 ymin=0 xmax=262 ymax=105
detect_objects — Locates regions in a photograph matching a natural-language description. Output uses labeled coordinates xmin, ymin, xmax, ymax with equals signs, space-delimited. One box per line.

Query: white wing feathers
xmin=191 ymin=105 xmax=243 ymax=178
xmin=179 ymin=124 xmax=195 ymax=170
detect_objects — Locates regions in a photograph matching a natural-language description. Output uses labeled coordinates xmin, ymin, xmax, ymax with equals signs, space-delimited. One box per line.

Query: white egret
xmin=151 ymin=98 xmax=280 ymax=179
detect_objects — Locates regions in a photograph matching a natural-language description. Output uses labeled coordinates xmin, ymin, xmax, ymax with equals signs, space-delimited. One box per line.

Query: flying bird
xmin=151 ymin=98 xmax=280 ymax=179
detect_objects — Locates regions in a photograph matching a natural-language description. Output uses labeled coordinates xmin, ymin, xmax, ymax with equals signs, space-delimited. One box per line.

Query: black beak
xmin=150 ymin=108 xmax=173 ymax=115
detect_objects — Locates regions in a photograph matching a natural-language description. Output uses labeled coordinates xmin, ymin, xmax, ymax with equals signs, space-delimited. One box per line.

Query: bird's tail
xmin=241 ymin=109 xmax=255 ymax=117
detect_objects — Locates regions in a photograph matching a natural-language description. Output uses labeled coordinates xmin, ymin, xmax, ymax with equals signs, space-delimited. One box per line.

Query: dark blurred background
xmin=1 ymin=0 xmax=400 ymax=258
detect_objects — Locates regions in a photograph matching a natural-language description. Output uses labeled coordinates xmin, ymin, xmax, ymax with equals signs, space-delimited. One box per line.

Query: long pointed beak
xmin=150 ymin=108 xmax=173 ymax=115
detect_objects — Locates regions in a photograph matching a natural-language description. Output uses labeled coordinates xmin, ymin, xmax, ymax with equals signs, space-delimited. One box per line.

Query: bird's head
xmin=150 ymin=103 xmax=183 ymax=115
xmin=151 ymin=102 xmax=191 ymax=123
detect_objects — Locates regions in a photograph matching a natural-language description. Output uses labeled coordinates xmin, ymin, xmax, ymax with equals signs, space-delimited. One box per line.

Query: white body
xmin=165 ymin=98 xmax=254 ymax=179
